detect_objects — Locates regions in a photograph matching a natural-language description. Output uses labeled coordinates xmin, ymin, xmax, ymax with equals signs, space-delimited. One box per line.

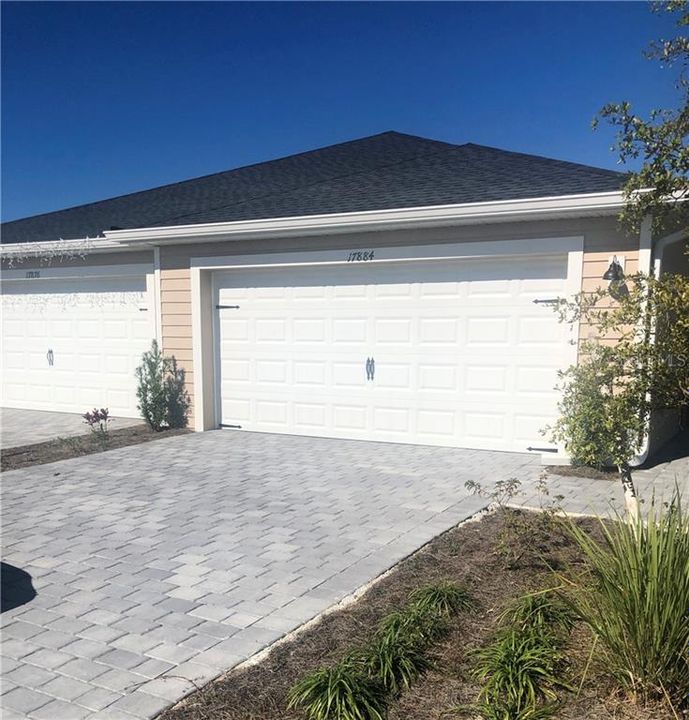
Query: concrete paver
xmin=1 ymin=429 xmax=686 ymax=719
xmin=0 ymin=408 xmax=142 ymax=450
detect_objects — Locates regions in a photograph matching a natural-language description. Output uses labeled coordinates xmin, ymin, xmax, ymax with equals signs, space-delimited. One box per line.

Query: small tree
xmin=164 ymin=356 xmax=191 ymax=429
xmin=549 ymin=272 xmax=689 ymax=519
xmin=135 ymin=341 xmax=191 ymax=431
xmin=136 ymin=340 xmax=168 ymax=431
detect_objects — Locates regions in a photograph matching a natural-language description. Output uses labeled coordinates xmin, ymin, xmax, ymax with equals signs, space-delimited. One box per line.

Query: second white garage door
xmin=1 ymin=275 xmax=153 ymax=417
xmin=215 ymin=256 xmax=572 ymax=452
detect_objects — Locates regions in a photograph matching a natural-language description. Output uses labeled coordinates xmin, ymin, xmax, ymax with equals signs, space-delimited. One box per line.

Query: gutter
xmin=102 ymin=191 xmax=627 ymax=246
xmin=0 ymin=236 xmax=127 ymax=260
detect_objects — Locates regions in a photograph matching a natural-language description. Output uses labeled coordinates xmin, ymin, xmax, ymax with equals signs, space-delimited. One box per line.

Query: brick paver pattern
xmin=1 ymin=430 xmax=687 ymax=719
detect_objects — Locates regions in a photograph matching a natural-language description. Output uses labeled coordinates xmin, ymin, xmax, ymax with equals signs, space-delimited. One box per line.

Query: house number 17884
xmin=346 ymin=250 xmax=375 ymax=262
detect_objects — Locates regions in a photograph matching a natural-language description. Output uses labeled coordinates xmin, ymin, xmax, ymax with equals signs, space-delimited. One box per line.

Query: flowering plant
xmin=83 ymin=407 xmax=111 ymax=448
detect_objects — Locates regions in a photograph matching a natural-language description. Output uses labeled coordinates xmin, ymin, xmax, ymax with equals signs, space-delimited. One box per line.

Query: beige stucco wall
xmin=156 ymin=214 xmax=638 ymax=426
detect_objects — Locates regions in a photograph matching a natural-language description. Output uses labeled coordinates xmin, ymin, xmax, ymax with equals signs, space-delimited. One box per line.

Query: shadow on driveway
xmin=1 ymin=561 xmax=36 ymax=613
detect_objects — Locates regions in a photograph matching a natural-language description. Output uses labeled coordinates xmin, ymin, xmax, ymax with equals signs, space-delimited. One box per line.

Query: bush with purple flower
xmin=83 ymin=407 xmax=111 ymax=448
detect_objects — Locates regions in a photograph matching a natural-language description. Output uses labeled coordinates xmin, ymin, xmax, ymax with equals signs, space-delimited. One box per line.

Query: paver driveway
xmin=1 ymin=430 xmax=539 ymax=719
xmin=2 ymin=430 xmax=686 ymax=719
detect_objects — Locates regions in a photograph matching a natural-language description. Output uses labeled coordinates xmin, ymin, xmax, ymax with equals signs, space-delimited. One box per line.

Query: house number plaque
xmin=346 ymin=250 xmax=375 ymax=262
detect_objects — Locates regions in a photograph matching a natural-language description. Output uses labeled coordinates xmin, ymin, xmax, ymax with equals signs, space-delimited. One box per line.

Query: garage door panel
xmin=465 ymin=365 xmax=509 ymax=393
xmin=332 ymin=362 xmax=367 ymax=388
xmin=332 ymin=318 xmax=367 ymax=343
xmin=516 ymin=366 xmax=560 ymax=395
xmin=463 ymin=411 xmax=506 ymax=442
xmin=466 ymin=317 xmax=510 ymax=345
xmin=418 ymin=318 xmax=459 ymax=344
xmin=333 ymin=404 xmax=367 ymax=431
xmin=418 ymin=364 xmax=458 ymax=391
xmin=417 ymin=409 xmax=456 ymax=437
xmin=294 ymin=361 xmax=326 ymax=385
xmin=374 ymin=363 xmax=410 ymax=389
xmin=216 ymin=255 xmax=570 ymax=451
xmin=294 ymin=403 xmax=327 ymax=428
xmin=293 ymin=318 xmax=327 ymax=343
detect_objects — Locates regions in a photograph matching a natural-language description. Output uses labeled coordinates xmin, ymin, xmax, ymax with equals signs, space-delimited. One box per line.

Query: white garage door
xmin=215 ymin=256 xmax=572 ymax=452
xmin=1 ymin=276 xmax=153 ymax=417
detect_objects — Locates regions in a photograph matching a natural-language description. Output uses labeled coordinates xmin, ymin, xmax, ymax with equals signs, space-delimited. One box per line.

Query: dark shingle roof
xmin=1 ymin=131 xmax=625 ymax=243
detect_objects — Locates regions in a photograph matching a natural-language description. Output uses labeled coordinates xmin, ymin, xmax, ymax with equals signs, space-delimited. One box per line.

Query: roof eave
xmin=103 ymin=191 xmax=626 ymax=247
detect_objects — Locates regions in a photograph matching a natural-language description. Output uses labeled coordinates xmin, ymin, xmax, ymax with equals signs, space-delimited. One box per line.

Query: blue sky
xmin=1 ymin=1 xmax=679 ymax=221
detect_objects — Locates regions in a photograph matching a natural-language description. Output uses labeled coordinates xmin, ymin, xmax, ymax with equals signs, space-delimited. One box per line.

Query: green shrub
xmin=498 ymin=590 xmax=575 ymax=638
xmin=164 ymin=356 xmax=191 ymax=429
xmin=565 ymin=495 xmax=689 ymax=707
xmin=408 ymin=581 xmax=473 ymax=619
xmin=472 ymin=627 xmax=569 ymax=720
xmin=135 ymin=340 xmax=190 ymax=430
xmin=287 ymin=656 xmax=387 ymax=720
xmin=136 ymin=340 xmax=168 ymax=431
xmin=363 ymin=630 xmax=430 ymax=695
xmin=289 ymin=580 xmax=474 ymax=714
xmin=376 ymin=607 xmax=445 ymax=648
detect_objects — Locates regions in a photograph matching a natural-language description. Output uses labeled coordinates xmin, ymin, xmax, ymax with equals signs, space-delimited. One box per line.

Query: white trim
xmin=191 ymin=236 xmax=584 ymax=271
xmin=0 ymin=237 xmax=130 ymax=258
xmin=638 ymin=216 xmax=653 ymax=276
xmin=105 ymin=192 xmax=625 ymax=246
xmin=153 ymin=247 xmax=162 ymax=344
xmin=0 ymin=263 xmax=153 ymax=282
xmin=543 ymin=246 xmax=584 ymax=465
xmin=652 ymin=226 xmax=688 ymax=277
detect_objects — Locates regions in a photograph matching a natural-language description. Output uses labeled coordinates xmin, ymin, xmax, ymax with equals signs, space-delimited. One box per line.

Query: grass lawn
xmin=159 ymin=509 xmax=674 ymax=720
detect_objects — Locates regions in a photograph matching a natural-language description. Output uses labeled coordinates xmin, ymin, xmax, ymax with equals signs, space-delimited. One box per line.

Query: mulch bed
xmin=1 ymin=424 xmax=190 ymax=471
xmin=160 ymin=509 xmax=672 ymax=720
xmin=545 ymin=464 xmax=618 ymax=480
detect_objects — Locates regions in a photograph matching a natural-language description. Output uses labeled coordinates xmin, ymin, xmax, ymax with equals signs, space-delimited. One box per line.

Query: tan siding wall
xmin=160 ymin=268 xmax=195 ymax=422
xmin=578 ymin=249 xmax=640 ymax=353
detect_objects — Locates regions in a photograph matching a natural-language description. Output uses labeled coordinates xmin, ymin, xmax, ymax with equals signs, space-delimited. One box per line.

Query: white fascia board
xmin=104 ymin=191 xmax=626 ymax=246
xmin=0 ymin=237 xmax=130 ymax=259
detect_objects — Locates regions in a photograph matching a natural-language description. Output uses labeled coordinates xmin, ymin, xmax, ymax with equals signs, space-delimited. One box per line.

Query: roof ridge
xmin=1 ymin=131 xmax=447 ymax=227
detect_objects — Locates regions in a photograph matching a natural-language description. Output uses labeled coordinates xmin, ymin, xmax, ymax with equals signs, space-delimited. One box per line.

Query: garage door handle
xmin=46 ymin=349 xmax=54 ymax=366
xmin=366 ymin=357 xmax=375 ymax=381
